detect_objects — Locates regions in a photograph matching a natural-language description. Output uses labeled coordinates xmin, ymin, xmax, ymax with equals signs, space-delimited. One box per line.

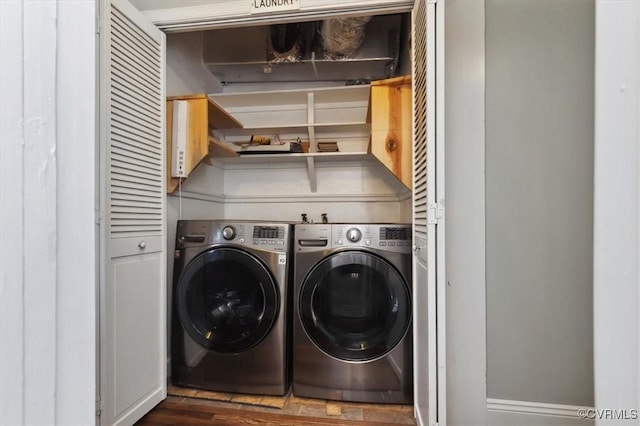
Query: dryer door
xmin=299 ymin=250 xmax=411 ymax=362
xmin=176 ymin=247 xmax=279 ymax=354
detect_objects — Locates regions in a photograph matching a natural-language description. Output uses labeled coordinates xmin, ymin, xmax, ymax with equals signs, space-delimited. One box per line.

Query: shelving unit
xmin=209 ymin=85 xmax=371 ymax=192
xmin=165 ymin=76 xmax=412 ymax=193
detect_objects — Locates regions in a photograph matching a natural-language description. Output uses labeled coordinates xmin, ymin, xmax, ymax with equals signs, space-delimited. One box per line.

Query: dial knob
xmin=346 ymin=228 xmax=362 ymax=243
xmin=222 ymin=226 xmax=236 ymax=240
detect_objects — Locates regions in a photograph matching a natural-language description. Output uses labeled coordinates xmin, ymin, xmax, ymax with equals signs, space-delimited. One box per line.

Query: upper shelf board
xmin=167 ymin=94 xmax=243 ymax=130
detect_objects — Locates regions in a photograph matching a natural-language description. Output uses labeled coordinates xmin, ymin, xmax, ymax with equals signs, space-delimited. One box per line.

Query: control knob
xmin=222 ymin=226 xmax=236 ymax=240
xmin=346 ymin=228 xmax=362 ymax=243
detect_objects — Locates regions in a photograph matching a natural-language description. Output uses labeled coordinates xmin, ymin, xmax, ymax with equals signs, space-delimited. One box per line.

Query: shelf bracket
xmin=310 ymin=51 xmax=319 ymax=77
xmin=307 ymin=92 xmax=316 ymax=152
xmin=306 ymin=156 xmax=317 ymax=193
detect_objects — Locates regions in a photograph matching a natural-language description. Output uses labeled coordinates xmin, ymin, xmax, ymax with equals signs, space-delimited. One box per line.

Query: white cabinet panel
xmin=110 ymin=253 xmax=165 ymax=424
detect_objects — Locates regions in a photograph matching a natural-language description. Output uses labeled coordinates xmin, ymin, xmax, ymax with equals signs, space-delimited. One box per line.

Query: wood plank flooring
xmin=136 ymin=395 xmax=416 ymax=426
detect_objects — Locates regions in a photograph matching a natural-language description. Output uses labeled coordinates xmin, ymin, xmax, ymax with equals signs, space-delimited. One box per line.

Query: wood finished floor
xmin=136 ymin=395 xmax=416 ymax=426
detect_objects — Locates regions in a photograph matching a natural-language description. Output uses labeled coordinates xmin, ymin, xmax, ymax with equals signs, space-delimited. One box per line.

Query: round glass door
xmin=299 ymin=250 xmax=411 ymax=362
xmin=176 ymin=247 xmax=279 ymax=354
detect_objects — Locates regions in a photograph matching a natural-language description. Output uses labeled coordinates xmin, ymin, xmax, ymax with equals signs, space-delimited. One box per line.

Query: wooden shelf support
xmin=369 ymin=75 xmax=413 ymax=190
xmin=166 ymin=94 xmax=242 ymax=193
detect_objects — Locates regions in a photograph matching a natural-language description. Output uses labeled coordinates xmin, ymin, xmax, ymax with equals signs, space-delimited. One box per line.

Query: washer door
xmin=176 ymin=247 xmax=279 ymax=354
xmin=299 ymin=250 xmax=411 ymax=362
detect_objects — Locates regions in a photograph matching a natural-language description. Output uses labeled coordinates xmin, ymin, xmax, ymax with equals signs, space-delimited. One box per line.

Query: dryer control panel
xmin=295 ymin=223 xmax=412 ymax=254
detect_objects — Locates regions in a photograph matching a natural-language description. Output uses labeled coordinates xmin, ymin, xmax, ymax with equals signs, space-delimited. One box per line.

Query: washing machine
xmin=293 ymin=223 xmax=413 ymax=404
xmin=171 ymin=220 xmax=292 ymax=395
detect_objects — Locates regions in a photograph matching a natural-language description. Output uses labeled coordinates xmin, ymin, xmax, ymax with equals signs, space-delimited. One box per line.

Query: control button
xmin=239 ymin=238 xmax=245 ymax=243
xmin=388 ymin=242 xmax=396 ymax=246
xmin=222 ymin=226 xmax=236 ymax=240
xmin=277 ymin=241 xmax=284 ymax=245
xmin=253 ymin=240 xmax=259 ymax=245
xmin=260 ymin=240 xmax=267 ymax=245
xmin=346 ymin=228 xmax=362 ymax=243
xmin=269 ymin=240 xmax=275 ymax=245
xmin=337 ymin=239 xmax=343 ymax=245
xmin=379 ymin=242 xmax=387 ymax=246
xmin=365 ymin=240 xmax=371 ymax=246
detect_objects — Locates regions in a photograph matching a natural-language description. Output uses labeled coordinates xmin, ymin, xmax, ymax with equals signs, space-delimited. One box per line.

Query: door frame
xmin=132 ymin=2 xmax=490 ymax=426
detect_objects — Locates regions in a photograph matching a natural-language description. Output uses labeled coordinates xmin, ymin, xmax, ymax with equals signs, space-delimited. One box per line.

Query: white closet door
xmin=100 ymin=1 xmax=166 ymax=425
xmin=412 ymin=0 xmax=441 ymax=425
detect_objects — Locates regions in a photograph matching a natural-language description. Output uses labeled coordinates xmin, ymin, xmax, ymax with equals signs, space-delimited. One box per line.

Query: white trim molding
xmin=135 ymin=0 xmax=414 ymax=31
xmin=224 ymin=192 xmax=407 ymax=204
xmin=487 ymin=399 xmax=595 ymax=425
xmin=171 ymin=190 xmax=408 ymax=205
xmin=169 ymin=190 xmax=226 ymax=204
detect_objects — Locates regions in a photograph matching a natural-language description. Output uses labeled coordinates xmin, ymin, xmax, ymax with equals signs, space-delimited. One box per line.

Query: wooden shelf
xmin=208 ymin=136 xmax=238 ymax=159
xmin=166 ymin=94 xmax=242 ymax=193
xmin=213 ymin=151 xmax=372 ymax=166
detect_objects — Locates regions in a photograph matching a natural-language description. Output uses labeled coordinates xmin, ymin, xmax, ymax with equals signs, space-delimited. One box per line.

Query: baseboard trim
xmin=487 ymin=398 xmax=594 ymax=425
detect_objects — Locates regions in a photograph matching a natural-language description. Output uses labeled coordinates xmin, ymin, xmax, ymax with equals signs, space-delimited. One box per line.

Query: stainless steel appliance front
xmin=171 ymin=220 xmax=292 ymax=395
xmin=293 ymin=223 xmax=413 ymax=403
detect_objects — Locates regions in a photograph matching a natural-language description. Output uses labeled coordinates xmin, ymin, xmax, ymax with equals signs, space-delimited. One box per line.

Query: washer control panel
xmin=176 ymin=220 xmax=290 ymax=252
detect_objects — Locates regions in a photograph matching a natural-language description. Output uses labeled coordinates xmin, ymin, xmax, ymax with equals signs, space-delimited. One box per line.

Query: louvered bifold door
xmin=411 ymin=0 xmax=438 ymax=425
xmin=100 ymin=1 xmax=166 ymax=425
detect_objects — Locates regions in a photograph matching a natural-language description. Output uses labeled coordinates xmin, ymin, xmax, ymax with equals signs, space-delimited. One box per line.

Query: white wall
xmin=485 ymin=0 xmax=595 ymax=415
xmin=222 ymin=161 xmax=410 ymax=223
xmin=594 ymin=0 xmax=640 ymax=423
xmin=444 ymin=0 xmax=488 ymax=424
xmin=166 ymin=31 xmax=222 ymax=97
xmin=0 ymin=1 xmax=97 ymax=425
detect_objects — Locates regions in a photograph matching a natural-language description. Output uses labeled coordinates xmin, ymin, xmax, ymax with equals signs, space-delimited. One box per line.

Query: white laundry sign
xmin=250 ymin=0 xmax=300 ymax=14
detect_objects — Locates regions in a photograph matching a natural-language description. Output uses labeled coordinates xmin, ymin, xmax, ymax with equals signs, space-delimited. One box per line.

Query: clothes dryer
xmin=171 ymin=220 xmax=292 ymax=395
xmin=293 ymin=223 xmax=413 ymax=403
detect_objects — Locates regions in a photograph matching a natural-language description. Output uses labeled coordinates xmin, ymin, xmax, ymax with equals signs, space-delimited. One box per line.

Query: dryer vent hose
xmin=321 ymin=16 xmax=372 ymax=57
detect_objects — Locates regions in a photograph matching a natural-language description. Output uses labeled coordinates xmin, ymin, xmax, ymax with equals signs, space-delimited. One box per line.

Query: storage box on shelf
xmin=165 ymin=94 xmax=243 ymax=193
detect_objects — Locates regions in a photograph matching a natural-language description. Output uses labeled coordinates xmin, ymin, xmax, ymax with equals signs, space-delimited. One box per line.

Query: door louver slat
xmin=110 ymin=46 xmax=161 ymax=89
xmin=413 ymin=0 xmax=428 ymax=239
xmin=112 ymin=70 xmax=160 ymax=107
xmin=109 ymin=6 xmax=163 ymax=238
xmin=111 ymin=79 xmax=162 ymax=119
xmin=111 ymin=99 xmax=159 ymax=139
xmin=112 ymin=135 xmax=161 ymax=157
xmin=112 ymin=165 xmax=162 ymax=183
xmin=111 ymin=178 xmax=162 ymax=191
xmin=111 ymin=11 xmax=161 ymax=65
xmin=111 ymin=9 xmax=161 ymax=60
xmin=112 ymin=103 xmax=162 ymax=134
xmin=111 ymin=151 xmax=162 ymax=171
